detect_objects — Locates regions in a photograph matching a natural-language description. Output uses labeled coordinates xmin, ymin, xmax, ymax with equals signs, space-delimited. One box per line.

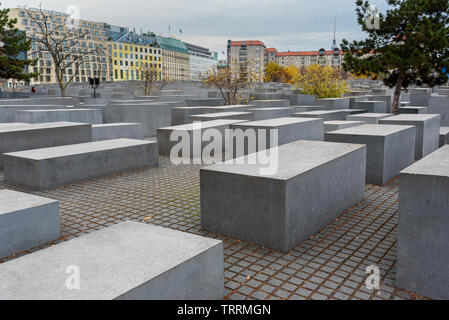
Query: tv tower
xmin=331 ymin=17 xmax=338 ymax=50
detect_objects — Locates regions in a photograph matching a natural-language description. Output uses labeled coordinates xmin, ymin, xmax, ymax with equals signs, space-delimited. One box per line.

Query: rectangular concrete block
xmin=324 ymin=120 xmax=366 ymax=133
xmin=294 ymin=105 xmax=332 ymax=112
xmin=314 ymin=98 xmax=350 ymax=110
xmin=15 ymin=109 xmax=103 ymax=124
xmin=201 ymin=140 xmax=366 ymax=251
xmin=293 ymin=110 xmax=345 ymax=121
xmin=0 ymin=122 xmax=93 ymax=169
xmin=325 ymin=124 xmax=416 ymax=185
xmin=0 ymin=190 xmax=60 ymax=259
xmin=346 ymin=113 xmax=393 ymax=124
xmin=171 ymin=107 xmax=213 ymax=126
xmin=253 ymin=100 xmax=290 ymax=108
xmin=0 ymin=105 xmax=65 ymax=122
xmin=157 ymin=119 xmax=246 ymax=157
xmin=397 ymin=146 xmax=449 ymax=299
xmin=245 ymin=107 xmax=294 ymax=120
xmin=4 ymin=139 xmax=158 ymax=190
xmin=190 ymin=111 xmax=254 ymax=122
xmin=399 ymin=106 xmax=428 ymax=114
xmin=379 ymin=114 xmax=440 ymax=160
xmin=229 ymin=117 xmax=324 ymax=155
xmin=186 ymin=98 xmax=224 ymax=106
xmin=92 ymin=123 xmax=144 ymax=141
xmin=428 ymin=95 xmax=449 ymax=126
xmin=440 ymin=127 xmax=449 ymax=147
xmin=352 ymin=101 xmax=387 ymax=113
xmin=0 ymin=221 xmax=224 ymax=300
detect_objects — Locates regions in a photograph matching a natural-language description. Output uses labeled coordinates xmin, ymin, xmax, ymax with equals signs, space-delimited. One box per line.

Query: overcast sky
xmin=2 ymin=0 xmax=387 ymax=57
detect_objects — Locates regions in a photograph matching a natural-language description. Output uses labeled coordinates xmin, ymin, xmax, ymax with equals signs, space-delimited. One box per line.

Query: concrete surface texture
xmin=200 ymin=140 xmax=366 ymax=252
xmin=190 ymin=111 xmax=254 ymax=122
xmin=325 ymin=124 xmax=416 ymax=186
xmin=0 ymin=190 xmax=60 ymax=259
xmin=245 ymin=107 xmax=294 ymax=121
xmin=397 ymin=145 xmax=449 ymax=300
xmin=92 ymin=123 xmax=144 ymax=141
xmin=3 ymin=139 xmax=159 ymax=190
xmin=324 ymin=120 xmax=367 ymax=132
xmin=292 ymin=110 xmax=345 ymax=121
xmin=314 ymin=98 xmax=350 ymax=110
xmin=15 ymin=109 xmax=103 ymax=124
xmin=379 ymin=114 xmax=440 ymax=160
xmin=440 ymin=127 xmax=449 ymax=147
xmin=0 ymin=221 xmax=224 ymax=300
xmin=346 ymin=113 xmax=394 ymax=124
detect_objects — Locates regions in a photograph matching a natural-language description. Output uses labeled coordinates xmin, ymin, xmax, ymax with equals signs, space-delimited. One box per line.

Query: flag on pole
xmin=179 ymin=28 xmax=183 ymax=34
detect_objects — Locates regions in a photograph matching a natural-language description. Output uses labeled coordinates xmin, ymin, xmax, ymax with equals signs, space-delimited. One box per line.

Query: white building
xmin=184 ymin=42 xmax=218 ymax=80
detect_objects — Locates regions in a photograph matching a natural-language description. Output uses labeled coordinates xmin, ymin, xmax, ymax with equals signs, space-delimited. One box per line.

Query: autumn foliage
xmin=264 ymin=62 xmax=299 ymax=84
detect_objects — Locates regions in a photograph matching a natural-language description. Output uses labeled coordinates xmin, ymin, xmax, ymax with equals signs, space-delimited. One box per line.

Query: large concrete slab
xmin=190 ymin=111 xmax=254 ymax=122
xmin=293 ymin=105 xmax=332 ymax=112
xmin=379 ymin=114 xmax=440 ymax=160
xmin=352 ymin=101 xmax=387 ymax=113
xmin=314 ymin=98 xmax=350 ymax=110
xmin=324 ymin=120 xmax=366 ymax=133
xmin=397 ymin=146 xmax=449 ymax=299
xmin=157 ymin=119 xmax=246 ymax=157
xmin=185 ymin=98 xmax=224 ymax=106
xmin=399 ymin=106 xmax=428 ymax=114
xmin=440 ymin=127 xmax=449 ymax=147
xmin=0 ymin=221 xmax=224 ymax=300
xmin=0 ymin=122 xmax=93 ymax=169
xmin=0 ymin=105 xmax=65 ymax=122
xmin=346 ymin=113 xmax=393 ymax=124
xmin=201 ymin=140 xmax=366 ymax=251
xmin=325 ymin=124 xmax=416 ymax=185
xmin=171 ymin=107 xmax=213 ymax=126
xmin=293 ymin=110 xmax=345 ymax=121
xmin=245 ymin=107 xmax=294 ymax=121
xmin=15 ymin=109 xmax=103 ymax=124
xmin=229 ymin=117 xmax=324 ymax=156
xmin=428 ymin=95 xmax=449 ymax=126
xmin=252 ymin=100 xmax=290 ymax=108
xmin=92 ymin=123 xmax=144 ymax=141
xmin=4 ymin=139 xmax=158 ymax=190
xmin=0 ymin=190 xmax=60 ymax=259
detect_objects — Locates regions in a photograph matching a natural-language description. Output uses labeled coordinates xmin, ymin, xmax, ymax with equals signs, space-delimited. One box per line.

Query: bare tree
xmin=139 ymin=63 xmax=170 ymax=95
xmin=24 ymin=6 xmax=104 ymax=97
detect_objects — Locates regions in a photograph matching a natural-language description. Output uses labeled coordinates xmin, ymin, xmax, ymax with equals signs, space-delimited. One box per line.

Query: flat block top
xmin=232 ymin=117 xmax=320 ymax=128
xmin=254 ymin=100 xmax=289 ymax=103
xmin=4 ymin=139 xmax=156 ymax=160
xmin=317 ymin=98 xmax=347 ymax=101
xmin=17 ymin=109 xmax=100 ymax=113
xmin=399 ymin=106 xmax=427 ymax=110
xmin=0 ymin=221 xmax=222 ymax=300
xmin=0 ymin=122 xmax=89 ymax=133
xmin=348 ymin=113 xmax=392 ymax=118
xmin=202 ymin=140 xmax=365 ymax=180
xmin=325 ymin=124 xmax=414 ymax=136
xmin=379 ymin=114 xmax=440 ymax=122
xmin=294 ymin=110 xmax=343 ymax=116
xmin=192 ymin=112 xmax=252 ymax=118
xmin=0 ymin=105 xmax=63 ymax=108
xmin=172 ymin=106 xmax=209 ymax=110
xmin=246 ymin=107 xmax=292 ymax=111
xmin=440 ymin=127 xmax=449 ymax=135
xmin=401 ymin=145 xmax=449 ymax=177
xmin=0 ymin=190 xmax=58 ymax=216
xmin=324 ymin=121 xmax=366 ymax=125
xmin=92 ymin=123 xmax=141 ymax=128
xmin=159 ymin=119 xmax=247 ymax=131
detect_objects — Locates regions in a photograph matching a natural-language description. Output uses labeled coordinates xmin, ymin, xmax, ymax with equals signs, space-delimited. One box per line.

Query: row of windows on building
xmin=114 ymin=69 xmax=162 ymax=81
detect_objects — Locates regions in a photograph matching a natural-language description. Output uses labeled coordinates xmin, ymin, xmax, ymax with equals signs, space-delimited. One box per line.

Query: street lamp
xmin=89 ymin=77 xmax=100 ymax=98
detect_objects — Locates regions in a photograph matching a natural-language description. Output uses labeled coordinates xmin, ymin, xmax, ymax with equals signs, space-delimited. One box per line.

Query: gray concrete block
xmin=399 ymin=106 xmax=428 ymax=114
xmin=0 ymin=190 xmax=60 ymax=259
xmin=229 ymin=117 xmax=324 ymax=156
xmin=157 ymin=120 xmax=246 ymax=157
xmin=92 ymin=123 xmax=144 ymax=141
xmin=366 ymin=95 xmax=392 ymax=113
xmin=0 ymin=105 xmax=65 ymax=123
xmin=292 ymin=110 xmax=345 ymax=121
xmin=0 ymin=122 xmax=93 ymax=169
xmin=190 ymin=111 xmax=254 ymax=122
xmin=440 ymin=127 xmax=449 ymax=147
xmin=352 ymin=101 xmax=387 ymax=113
xmin=294 ymin=105 xmax=332 ymax=112
xmin=325 ymin=124 xmax=416 ymax=185
xmin=346 ymin=113 xmax=393 ymax=124
xmin=185 ymin=98 xmax=224 ymax=106
xmin=4 ymin=139 xmax=158 ymax=190
xmin=171 ymin=107 xmax=213 ymax=126
xmin=410 ymin=89 xmax=431 ymax=107
xmin=15 ymin=109 xmax=103 ymax=124
xmin=252 ymin=100 xmax=290 ymax=108
xmin=324 ymin=120 xmax=366 ymax=132
xmin=0 ymin=221 xmax=224 ymax=300
xmin=200 ymin=140 xmax=366 ymax=251
xmin=397 ymin=146 xmax=449 ymax=299
xmin=283 ymin=94 xmax=315 ymax=106
xmin=379 ymin=114 xmax=440 ymax=160
xmin=245 ymin=107 xmax=294 ymax=120
xmin=428 ymin=95 xmax=449 ymax=126
xmin=314 ymin=98 xmax=350 ymax=110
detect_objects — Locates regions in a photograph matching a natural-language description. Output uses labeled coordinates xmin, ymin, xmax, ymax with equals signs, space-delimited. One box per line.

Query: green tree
xmin=341 ymin=0 xmax=449 ymax=113
xmin=0 ymin=6 xmax=38 ymax=90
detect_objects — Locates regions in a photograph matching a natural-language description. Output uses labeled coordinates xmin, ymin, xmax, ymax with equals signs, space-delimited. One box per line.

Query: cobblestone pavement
xmin=0 ymin=157 xmax=427 ymax=300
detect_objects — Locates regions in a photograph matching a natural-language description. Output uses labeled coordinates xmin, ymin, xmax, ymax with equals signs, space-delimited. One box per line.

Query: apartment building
xmin=156 ymin=36 xmax=190 ymax=81
xmin=8 ymin=7 xmax=112 ymax=85
xmin=276 ymin=48 xmax=344 ymax=69
xmin=109 ymin=30 xmax=162 ymax=81
xmin=227 ymin=40 xmax=265 ymax=82
xmin=184 ymin=42 xmax=218 ymax=80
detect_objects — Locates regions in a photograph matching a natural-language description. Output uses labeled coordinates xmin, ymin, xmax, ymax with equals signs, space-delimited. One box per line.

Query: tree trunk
xmin=392 ymin=75 xmax=404 ymax=114
xmin=59 ymin=84 xmax=66 ymax=97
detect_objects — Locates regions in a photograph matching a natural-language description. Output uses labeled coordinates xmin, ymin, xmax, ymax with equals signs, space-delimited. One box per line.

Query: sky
xmin=2 ymin=0 xmax=388 ymax=58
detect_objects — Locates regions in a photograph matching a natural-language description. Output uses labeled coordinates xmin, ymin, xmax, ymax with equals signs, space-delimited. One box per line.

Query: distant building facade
xmin=156 ymin=36 xmax=190 ymax=81
xmin=227 ymin=40 xmax=265 ymax=82
xmin=184 ymin=42 xmax=218 ymax=80
xmin=275 ymin=48 xmax=343 ymax=69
